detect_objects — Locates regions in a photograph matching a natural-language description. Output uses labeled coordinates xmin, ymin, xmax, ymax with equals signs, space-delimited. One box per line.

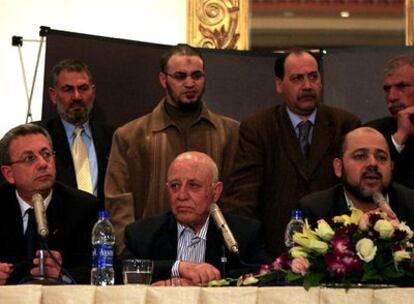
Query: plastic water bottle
xmin=284 ymin=209 xmax=304 ymax=249
xmin=91 ymin=210 xmax=115 ymax=286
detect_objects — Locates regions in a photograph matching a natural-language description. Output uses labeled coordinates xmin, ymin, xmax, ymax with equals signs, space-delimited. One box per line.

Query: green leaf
xmin=303 ymin=273 xmax=324 ymax=291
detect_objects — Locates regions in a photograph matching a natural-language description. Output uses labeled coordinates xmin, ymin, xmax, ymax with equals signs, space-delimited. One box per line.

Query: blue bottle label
xmin=92 ymin=244 xmax=114 ymax=268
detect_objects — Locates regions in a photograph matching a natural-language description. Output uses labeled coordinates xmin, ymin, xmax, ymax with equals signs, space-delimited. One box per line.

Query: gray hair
xmin=384 ymin=54 xmax=414 ymax=75
xmin=0 ymin=124 xmax=53 ymax=166
xmin=50 ymin=59 xmax=93 ymax=87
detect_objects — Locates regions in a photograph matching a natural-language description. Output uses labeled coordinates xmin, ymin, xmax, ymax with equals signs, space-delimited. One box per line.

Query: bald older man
xmin=298 ymin=127 xmax=414 ymax=228
xmin=122 ymin=151 xmax=271 ymax=285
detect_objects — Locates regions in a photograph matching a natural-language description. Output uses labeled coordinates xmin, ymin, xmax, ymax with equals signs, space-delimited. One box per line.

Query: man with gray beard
xmin=38 ymin=59 xmax=114 ymax=205
xmin=366 ymin=54 xmax=414 ymax=189
xmin=298 ymin=127 xmax=414 ymax=229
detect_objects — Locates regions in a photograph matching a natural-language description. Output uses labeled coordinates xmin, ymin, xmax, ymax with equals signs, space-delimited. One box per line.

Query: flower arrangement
xmin=210 ymin=209 xmax=414 ymax=289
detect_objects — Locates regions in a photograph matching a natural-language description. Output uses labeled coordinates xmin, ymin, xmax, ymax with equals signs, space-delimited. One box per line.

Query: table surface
xmin=0 ymin=285 xmax=413 ymax=304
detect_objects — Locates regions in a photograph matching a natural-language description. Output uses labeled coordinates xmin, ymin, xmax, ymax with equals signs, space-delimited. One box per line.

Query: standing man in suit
xmin=105 ymin=44 xmax=239 ymax=255
xmin=0 ymin=124 xmax=99 ymax=284
xmin=365 ymin=54 xmax=414 ymax=189
xmin=122 ymin=151 xmax=271 ymax=285
xmin=298 ymin=127 xmax=414 ymax=229
xmin=40 ymin=59 xmax=114 ymax=204
xmin=223 ymin=48 xmax=361 ymax=256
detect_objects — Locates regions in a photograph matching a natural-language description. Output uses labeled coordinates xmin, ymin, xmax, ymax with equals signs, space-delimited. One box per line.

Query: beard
xmin=342 ymin=166 xmax=389 ymax=204
xmin=57 ymin=100 xmax=92 ymax=124
xmin=166 ymin=81 xmax=204 ymax=112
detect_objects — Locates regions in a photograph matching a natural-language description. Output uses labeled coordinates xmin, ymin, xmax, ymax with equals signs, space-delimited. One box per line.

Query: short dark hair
xmin=160 ymin=44 xmax=205 ymax=73
xmin=0 ymin=124 xmax=53 ymax=166
xmin=384 ymin=54 xmax=414 ymax=75
xmin=50 ymin=59 xmax=93 ymax=87
xmin=274 ymin=48 xmax=320 ymax=79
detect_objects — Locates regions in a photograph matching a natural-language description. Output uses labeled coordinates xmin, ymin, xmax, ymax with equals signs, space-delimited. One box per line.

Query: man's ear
xmin=212 ymin=181 xmax=223 ymax=203
xmin=333 ymin=158 xmax=343 ymax=179
xmin=48 ymin=87 xmax=58 ymax=105
xmin=1 ymin=166 xmax=15 ymax=184
xmin=275 ymin=77 xmax=283 ymax=94
xmin=159 ymin=72 xmax=167 ymax=89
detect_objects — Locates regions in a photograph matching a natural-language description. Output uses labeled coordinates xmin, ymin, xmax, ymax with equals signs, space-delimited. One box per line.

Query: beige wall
xmin=0 ymin=0 xmax=186 ymax=136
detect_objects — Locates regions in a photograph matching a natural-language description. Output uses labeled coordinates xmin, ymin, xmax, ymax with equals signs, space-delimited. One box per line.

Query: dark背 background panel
xmin=42 ymin=29 xmax=414 ymax=127
xmin=322 ymin=46 xmax=414 ymax=123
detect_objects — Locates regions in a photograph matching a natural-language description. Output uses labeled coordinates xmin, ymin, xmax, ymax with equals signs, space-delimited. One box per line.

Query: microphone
xmin=210 ymin=203 xmax=239 ymax=255
xmin=372 ymin=192 xmax=397 ymax=220
xmin=32 ymin=193 xmax=49 ymax=239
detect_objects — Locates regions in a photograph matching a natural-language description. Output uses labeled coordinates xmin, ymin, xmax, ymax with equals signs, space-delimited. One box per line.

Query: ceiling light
xmin=340 ymin=11 xmax=350 ymax=18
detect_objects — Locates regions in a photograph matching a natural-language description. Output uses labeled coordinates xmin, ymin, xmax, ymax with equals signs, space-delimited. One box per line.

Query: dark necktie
xmin=25 ymin=208 xmax=37 ymax=265
xmin=298 ymin=120 xmax=312 ymax=158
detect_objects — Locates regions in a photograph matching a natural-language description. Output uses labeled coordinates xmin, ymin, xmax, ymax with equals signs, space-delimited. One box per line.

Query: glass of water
xmin=122 ymin=259 xmax=153 ymax=285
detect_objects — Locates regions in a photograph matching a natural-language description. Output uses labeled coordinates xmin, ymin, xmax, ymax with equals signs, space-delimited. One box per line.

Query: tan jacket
xmin=105 ymin=99 xmax=239 ymax=254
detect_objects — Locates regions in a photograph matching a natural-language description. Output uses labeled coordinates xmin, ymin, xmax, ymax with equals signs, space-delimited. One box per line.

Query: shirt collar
xmin=17 ymin=189 xmax=53 ymax=218
xmin=343 ymin=188 xmax=390 ymax=211
xmin=177 ymin=216 xmax=210 ymax=241
xmin=151 ymin=98 xmax=217 ymax=132
xmin=61 ymin=119 xmax=92 ymax=141
xmin=286 ymin=106 xmax=317 ymax=129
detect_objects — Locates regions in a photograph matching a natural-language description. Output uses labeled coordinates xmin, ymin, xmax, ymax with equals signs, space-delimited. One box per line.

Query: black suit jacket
xmin=0 ymin=182 xmax=99 ymax=284
xmin=298 ymin=183 xmax=414 ymax=229
xmin=223 ymin=104 xmax=361 ymax=256
xmin=122 ymin=212 xmax=272 ymax=282
xmin=365 ymin=117 xmax=414 ymax=189
xmin=36 ymin=118 xmax=114 ymax=205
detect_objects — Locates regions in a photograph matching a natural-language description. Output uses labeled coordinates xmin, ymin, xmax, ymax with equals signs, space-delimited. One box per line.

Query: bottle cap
xmin=290 ymin=209 xmax=303 ymax=219
xmin=98 ymin=210 xmax=109 ymax=219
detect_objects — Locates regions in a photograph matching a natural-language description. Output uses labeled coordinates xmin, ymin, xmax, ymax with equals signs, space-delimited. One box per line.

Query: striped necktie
xmin=72 ymin=127 xmax=93 ymax=193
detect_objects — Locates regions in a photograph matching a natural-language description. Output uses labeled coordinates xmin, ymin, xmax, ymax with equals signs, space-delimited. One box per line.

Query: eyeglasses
xmin=165 ymin=71 xmax=205 ymax=81
xmin=6 ymin=149 xmax=55 ymax=166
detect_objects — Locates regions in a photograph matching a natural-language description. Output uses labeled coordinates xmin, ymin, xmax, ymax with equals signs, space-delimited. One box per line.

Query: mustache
xmin=298 ymin=91 xmax=316 ymax=99
xmin=361 ymin=166 xmax=382 ymax=179
xmin=388 ymin=102 xmax=404 ymax=112
xmin=68 ymin=100 xmax=86 ymax=108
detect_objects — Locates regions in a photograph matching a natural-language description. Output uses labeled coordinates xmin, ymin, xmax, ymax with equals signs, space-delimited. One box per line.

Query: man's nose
xmin=177 ymin=185 xmax=190 ymax=200
xmin=386 ymin=86 xmax=400 ymax=102
xmin=367 ymin=154 xmax=378 ymax=166
xmin=72 ymin=88 xmax=81 ymax=99
xmin=183 ymin=76 xmax=196 ymax=87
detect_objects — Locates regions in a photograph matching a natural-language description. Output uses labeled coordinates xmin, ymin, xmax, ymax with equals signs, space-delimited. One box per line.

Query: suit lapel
xmin=205 ymin=220 xmax=223 ymax=269
xmin=278 ymin=106 xmax=310 ymax=180
xmin=49 ymin=119 xmax=77 ymax=185
xmin=307 ymin=106 xmax=335 ymax=177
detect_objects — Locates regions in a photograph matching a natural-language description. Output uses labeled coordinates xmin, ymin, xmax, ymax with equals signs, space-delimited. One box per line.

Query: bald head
xmin=168 ymin=151 xmax=219 ymax=184
xmin=166 ymin=151 xmax=223 ymax=232
xmin=340 ymin=127 xmax=390 ymax=158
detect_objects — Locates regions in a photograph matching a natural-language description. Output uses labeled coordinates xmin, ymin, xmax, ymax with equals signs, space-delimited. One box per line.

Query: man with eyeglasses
xmin=105 ymin=44 xmax=239 ymax=255
xmin=222 ymin=48 xmax=360 ymax=257
xmin=0 ymin=124 xmax=99 ymax=284
xmin=366 ymin=54 xmax=414 ymax=189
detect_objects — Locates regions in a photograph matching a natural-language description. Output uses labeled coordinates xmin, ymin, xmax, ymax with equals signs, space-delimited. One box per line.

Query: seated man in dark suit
xmin=0 ymin=124 xmax=99 ymax=284
xmin=298 ymin=127 xmax=414 ymax=229
xmin=122 ymin=151 xmax=271 ymax=286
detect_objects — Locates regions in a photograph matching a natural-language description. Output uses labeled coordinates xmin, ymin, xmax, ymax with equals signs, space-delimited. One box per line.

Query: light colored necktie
xmin=298 ymin=120 xmax=312 ymax=158
xmin=72 ymin=127 xmax=93 ymax=193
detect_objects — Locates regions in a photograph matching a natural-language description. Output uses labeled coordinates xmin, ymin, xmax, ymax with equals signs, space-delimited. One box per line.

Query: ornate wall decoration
xmin=406 ymin=0 xmax=414 ymax=45
xmin=187 ymin=0 xmax=250 ymax=50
